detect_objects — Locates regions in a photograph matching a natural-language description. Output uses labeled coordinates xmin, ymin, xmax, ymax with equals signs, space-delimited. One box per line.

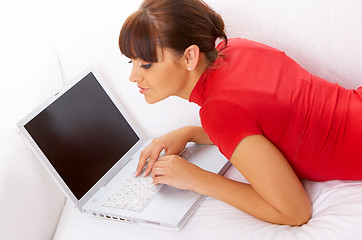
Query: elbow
xmin=282 ymin=205 xmax=312 ymax=226
xmin=287 ymin=212 xmax=311 ymax=226
xmin=260 ymin=204 xmax=312 ymax=226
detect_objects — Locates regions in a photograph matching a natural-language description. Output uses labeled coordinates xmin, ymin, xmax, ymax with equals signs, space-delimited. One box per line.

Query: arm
xmin=194 ymin=135 xmax=311 ymax=225
xmin=186 ymin=126 xmax=213 ymax=145
xmin=152 ymin=135 xmax=312 ymax=226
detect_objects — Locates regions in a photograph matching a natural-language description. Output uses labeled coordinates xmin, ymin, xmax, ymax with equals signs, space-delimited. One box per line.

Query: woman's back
xmin=190 ymin=38 xmax=362 ymax=181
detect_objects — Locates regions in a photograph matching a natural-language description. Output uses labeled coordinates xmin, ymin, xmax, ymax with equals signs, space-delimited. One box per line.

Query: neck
xmin=178 ymin=54 xmax=209 ymax=100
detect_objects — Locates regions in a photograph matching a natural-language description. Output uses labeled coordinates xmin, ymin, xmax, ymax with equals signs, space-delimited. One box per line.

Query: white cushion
xmin=0 ymin=3 xmax=66 ymax=239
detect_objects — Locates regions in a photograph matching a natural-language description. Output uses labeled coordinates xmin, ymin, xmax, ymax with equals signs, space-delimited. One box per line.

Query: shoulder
xmin=214 ymin=38 xmax=291 ymax=81
xmin=218 ymin=38 xmax=284 ymax=55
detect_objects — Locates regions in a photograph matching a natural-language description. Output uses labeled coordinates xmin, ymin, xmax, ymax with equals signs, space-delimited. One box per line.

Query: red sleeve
xmin=200 ymin=100 xmax=263 ymax=160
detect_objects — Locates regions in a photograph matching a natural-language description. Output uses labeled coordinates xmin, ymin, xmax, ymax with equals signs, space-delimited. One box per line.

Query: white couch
xmin=2 ymin=1 xmax=362 ymax=240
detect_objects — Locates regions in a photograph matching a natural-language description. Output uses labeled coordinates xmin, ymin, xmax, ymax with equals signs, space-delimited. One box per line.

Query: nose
xmin=129 ymin=63 xmax=143 ymax=83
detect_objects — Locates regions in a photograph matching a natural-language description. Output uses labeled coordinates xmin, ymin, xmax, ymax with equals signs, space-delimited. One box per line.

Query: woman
xmin=119 ymin=0 xmax=362 ymax=226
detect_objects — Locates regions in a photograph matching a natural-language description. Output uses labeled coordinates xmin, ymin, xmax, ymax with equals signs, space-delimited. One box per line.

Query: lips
xmin=137 ymin=85 xmax=149 ymax=94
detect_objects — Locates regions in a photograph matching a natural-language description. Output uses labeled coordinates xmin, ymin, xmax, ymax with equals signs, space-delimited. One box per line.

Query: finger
xmin=157 ymin=155 xmax=173 ymax=161
xmin=153 ymin=175 xmax=168 ymax=186
xmin=157 ymin=155 xmax=181 ymax=163
xmin=136 ymin=147 xmax=152 ymax=176
xmin=143 ymin=145 xmax=165 ymax=176
xmin=151 ymin=166 xmax=166 ymax=178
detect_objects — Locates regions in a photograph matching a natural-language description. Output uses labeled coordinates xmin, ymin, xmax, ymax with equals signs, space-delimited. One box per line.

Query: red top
xmin=189 ymin=38 xmax=362 ymax=181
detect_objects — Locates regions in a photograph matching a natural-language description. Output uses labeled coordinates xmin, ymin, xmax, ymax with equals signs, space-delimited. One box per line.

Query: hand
xmin=151 ymin=155 xmax=204 ymax=191
xmin=136 ymin=128 xmax=191 ymax=177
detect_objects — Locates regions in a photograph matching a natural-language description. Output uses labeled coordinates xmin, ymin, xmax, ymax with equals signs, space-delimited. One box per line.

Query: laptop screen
xmin=25 ymin=72 xmax=140 ymax=200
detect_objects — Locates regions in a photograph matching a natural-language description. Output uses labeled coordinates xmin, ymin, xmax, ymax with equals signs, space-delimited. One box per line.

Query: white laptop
xmin=17 ymin=66 xmax=231 ymax=230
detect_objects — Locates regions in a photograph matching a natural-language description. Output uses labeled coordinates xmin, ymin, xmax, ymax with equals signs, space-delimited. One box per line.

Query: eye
xmin=128 ymin=59 xmax=152 ymax=69
xmin=140 ymin=63 xmax=152 ymax=69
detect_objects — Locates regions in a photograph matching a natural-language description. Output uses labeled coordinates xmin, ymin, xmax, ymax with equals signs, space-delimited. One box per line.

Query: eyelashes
xmin=128 ymin=60 xmax=152 ymax=69
xmin=140 ymin=63 xmax=152 ymax=69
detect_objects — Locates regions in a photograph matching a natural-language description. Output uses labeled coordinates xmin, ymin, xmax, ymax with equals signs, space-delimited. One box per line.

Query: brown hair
xmin=119 ymin=0 xmax=227 ymax=66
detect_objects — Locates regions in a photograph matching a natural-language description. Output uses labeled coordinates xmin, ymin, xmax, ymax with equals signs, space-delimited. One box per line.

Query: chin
xmin=144 ymin=95 xmax=168 ymax=104
xmin=144 ymin=96 xmax=160 ymax=104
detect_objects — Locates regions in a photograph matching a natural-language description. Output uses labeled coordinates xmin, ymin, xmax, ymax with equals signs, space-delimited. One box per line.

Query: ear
xmin=183 ymin=45 xmax=200 ymax=71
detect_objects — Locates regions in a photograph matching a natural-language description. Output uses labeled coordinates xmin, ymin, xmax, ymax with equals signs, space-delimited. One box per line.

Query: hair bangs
xmin=119 ymin=10 xmax=158 ymax=63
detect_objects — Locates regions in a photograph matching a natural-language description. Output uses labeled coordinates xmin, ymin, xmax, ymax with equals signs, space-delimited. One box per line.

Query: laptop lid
xmin=18 ymin=66 xmax=148 ymax=210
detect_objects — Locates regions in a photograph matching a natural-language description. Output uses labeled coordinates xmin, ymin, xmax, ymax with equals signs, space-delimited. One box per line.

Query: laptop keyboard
xmin=102 ymin=146 xmax=197 ymax=212
xmin=102 ymin=170 xmax=162 ymax=212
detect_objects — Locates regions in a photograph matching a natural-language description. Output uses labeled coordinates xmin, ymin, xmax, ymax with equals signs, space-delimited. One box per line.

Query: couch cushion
xmin=0 ymin=3 xmax=66 ymax=239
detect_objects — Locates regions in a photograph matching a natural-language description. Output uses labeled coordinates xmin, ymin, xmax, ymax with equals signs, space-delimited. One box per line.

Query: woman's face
xmin=128 ymin=48 xmax=189 ymax=104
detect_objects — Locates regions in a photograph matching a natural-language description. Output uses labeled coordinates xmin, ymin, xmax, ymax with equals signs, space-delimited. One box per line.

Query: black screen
xmin=25 ymin=73 xmax=140 ymax=200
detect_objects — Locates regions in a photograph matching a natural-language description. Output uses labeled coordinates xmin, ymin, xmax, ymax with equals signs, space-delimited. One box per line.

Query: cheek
xmin=148 ymin=60 xmax=185 ymax=97
xmin=163 ymin=66 xmax=185 ymax=88
xmin=153 ymin=69 xmax=176 ymax=91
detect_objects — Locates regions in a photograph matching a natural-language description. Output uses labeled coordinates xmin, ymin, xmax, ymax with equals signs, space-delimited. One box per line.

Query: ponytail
xmin=208 ymin=4 xmax=228 ymax=62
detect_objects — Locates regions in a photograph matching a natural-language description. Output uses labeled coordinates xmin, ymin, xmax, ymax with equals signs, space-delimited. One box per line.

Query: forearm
xmin=182 ymin=126 xmax=213 ymax=145
xmin=193 ymin=170 xmax=310 ymax=226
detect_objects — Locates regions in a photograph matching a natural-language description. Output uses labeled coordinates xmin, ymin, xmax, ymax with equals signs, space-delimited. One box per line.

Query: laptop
xmin=17 ymin=66 xmax=231 ymax=230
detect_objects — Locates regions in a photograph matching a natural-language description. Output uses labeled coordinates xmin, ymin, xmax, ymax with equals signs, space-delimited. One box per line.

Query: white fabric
xmin=0 ymin=2 xmax=66 ymax=240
